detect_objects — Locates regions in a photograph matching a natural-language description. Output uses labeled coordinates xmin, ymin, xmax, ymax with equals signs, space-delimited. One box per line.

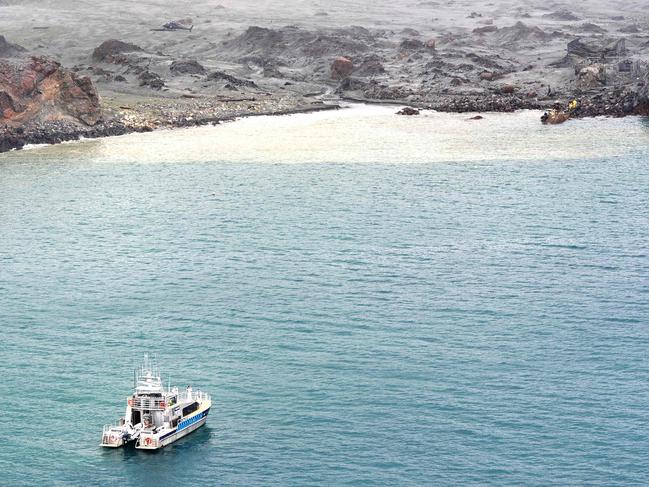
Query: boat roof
xmin=135 ymin=354 xmax=164 ymax=394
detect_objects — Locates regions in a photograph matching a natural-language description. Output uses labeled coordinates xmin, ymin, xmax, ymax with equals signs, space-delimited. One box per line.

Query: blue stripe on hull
xmin=160 ymin=407 xmax=210 ymax=441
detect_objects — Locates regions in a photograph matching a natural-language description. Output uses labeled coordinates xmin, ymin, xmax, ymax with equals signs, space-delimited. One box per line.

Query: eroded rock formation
xmin=0 ymin=56 xmax=100 ymax=126
xmin=170 ymin=59 xmax=206 ymax=75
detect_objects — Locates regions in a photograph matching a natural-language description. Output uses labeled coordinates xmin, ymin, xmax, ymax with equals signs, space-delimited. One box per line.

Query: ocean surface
xmin=1 ymin=105 xmax=648 ymax=486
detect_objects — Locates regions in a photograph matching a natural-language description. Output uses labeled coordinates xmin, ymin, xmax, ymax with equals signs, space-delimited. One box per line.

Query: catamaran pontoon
xmin=101 ymin=354 xmax=211 ymax=450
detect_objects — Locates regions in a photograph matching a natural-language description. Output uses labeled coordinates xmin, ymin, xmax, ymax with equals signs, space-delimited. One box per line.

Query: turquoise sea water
xmin=1 ymin=107 xmax=649 ymax=486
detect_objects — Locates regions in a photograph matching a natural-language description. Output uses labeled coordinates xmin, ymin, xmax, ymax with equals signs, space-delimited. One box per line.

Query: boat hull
xmin=137 ymin=406 xmax=210 ymax=450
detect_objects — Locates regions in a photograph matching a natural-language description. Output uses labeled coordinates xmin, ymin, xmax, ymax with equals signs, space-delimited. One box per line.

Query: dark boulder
xmin=206 ymin=71 xmax=257 ymax=87
xmin=499 ymin=84 xmax=517 ymax=94
xmin=567 ymin=38 xmax=626 ymax=58
xmin=397 ymin=107 xmax=420 ymax=115
xmin=262 ymin=62 xmax=283 ymax=78
xmin=399 ymin=38 xmax=424 ymax=50
xmin=466 ymin=52 xmax=504 ymax=70
xmin=336 ymin=77 xmax=369 ymax=93
xmin=354 ymin=55 xmax=386 ymax=77
xmin=226 ymin=26 xmax=284 ymax=54
xmin=567 ymin=38 xmax=597 ymax=57
xmin=92 ymin=39 xmax=142 ymax=63
xmin=138 ymin=70 xmax=164 ymax=89
xmin=170 ymin=59 xmax=206 ymax=75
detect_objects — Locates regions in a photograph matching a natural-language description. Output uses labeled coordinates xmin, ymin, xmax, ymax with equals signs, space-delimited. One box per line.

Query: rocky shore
xmin=2 ymin=0 xmax=649 ymax=152
xmin=0 ymin=88 xmax=338 ymax=152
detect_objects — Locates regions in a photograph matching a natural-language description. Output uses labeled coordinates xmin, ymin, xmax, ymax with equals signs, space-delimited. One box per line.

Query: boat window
xmin=182 ymin=402 xmax=199 ymax=416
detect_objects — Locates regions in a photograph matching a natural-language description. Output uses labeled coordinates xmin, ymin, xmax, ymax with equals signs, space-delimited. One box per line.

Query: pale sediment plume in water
xmin=7 ymin=106 xmax=647 ymax=165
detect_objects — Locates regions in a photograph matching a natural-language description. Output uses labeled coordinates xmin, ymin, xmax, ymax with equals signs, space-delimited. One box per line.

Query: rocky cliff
xmin=0 ymin=56 xmax=101 ymax=127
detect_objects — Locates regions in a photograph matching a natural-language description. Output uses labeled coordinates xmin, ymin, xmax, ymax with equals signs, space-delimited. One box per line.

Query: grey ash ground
xmin=2 ymin=0 xmax=649 ymax=150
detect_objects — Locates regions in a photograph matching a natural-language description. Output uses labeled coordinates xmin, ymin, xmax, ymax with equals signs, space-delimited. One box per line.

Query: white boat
xmin=101 ymin=354 xmax=211 ymax=450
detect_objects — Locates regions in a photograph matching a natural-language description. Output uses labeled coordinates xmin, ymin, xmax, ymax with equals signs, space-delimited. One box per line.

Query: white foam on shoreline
xmin=2 ymin=104 xmax=647 ymax=165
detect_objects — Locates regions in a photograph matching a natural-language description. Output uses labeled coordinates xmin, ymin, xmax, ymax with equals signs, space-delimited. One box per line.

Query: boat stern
xmin=100 ymin=425 xmax=127 ymax=447
xmin=137 ymin=432 xmax=162 ymax=450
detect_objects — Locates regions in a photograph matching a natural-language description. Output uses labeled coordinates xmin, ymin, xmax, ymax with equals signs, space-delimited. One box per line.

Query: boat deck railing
xmin=126 ymin=389 xmax=211 ymax=411
xmin=102 ymin=424 xmax=122 ymax=434
xmin=176 ymin=389 xmax=211 ymax=405
xmin=131 ymin=396 xmax=168 ymax=410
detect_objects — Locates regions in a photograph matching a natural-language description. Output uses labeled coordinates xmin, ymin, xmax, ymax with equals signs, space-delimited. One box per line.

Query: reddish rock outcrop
xmin=331 ymin=56 xmax=353 ymax=80
xmin=0 ymin=56 xmax=101 ymax=126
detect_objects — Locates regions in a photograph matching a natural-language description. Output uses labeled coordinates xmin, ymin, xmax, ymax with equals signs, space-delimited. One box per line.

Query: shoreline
xmin=0 ymin=100 xmax=341 ymax=154
xmin=5 ymin=100 xmax=642 ymax=167
xmin=3 ymin=1 xmax=649 ymax=154
xmin=2 ymin=91 xmax=647 ymax=156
